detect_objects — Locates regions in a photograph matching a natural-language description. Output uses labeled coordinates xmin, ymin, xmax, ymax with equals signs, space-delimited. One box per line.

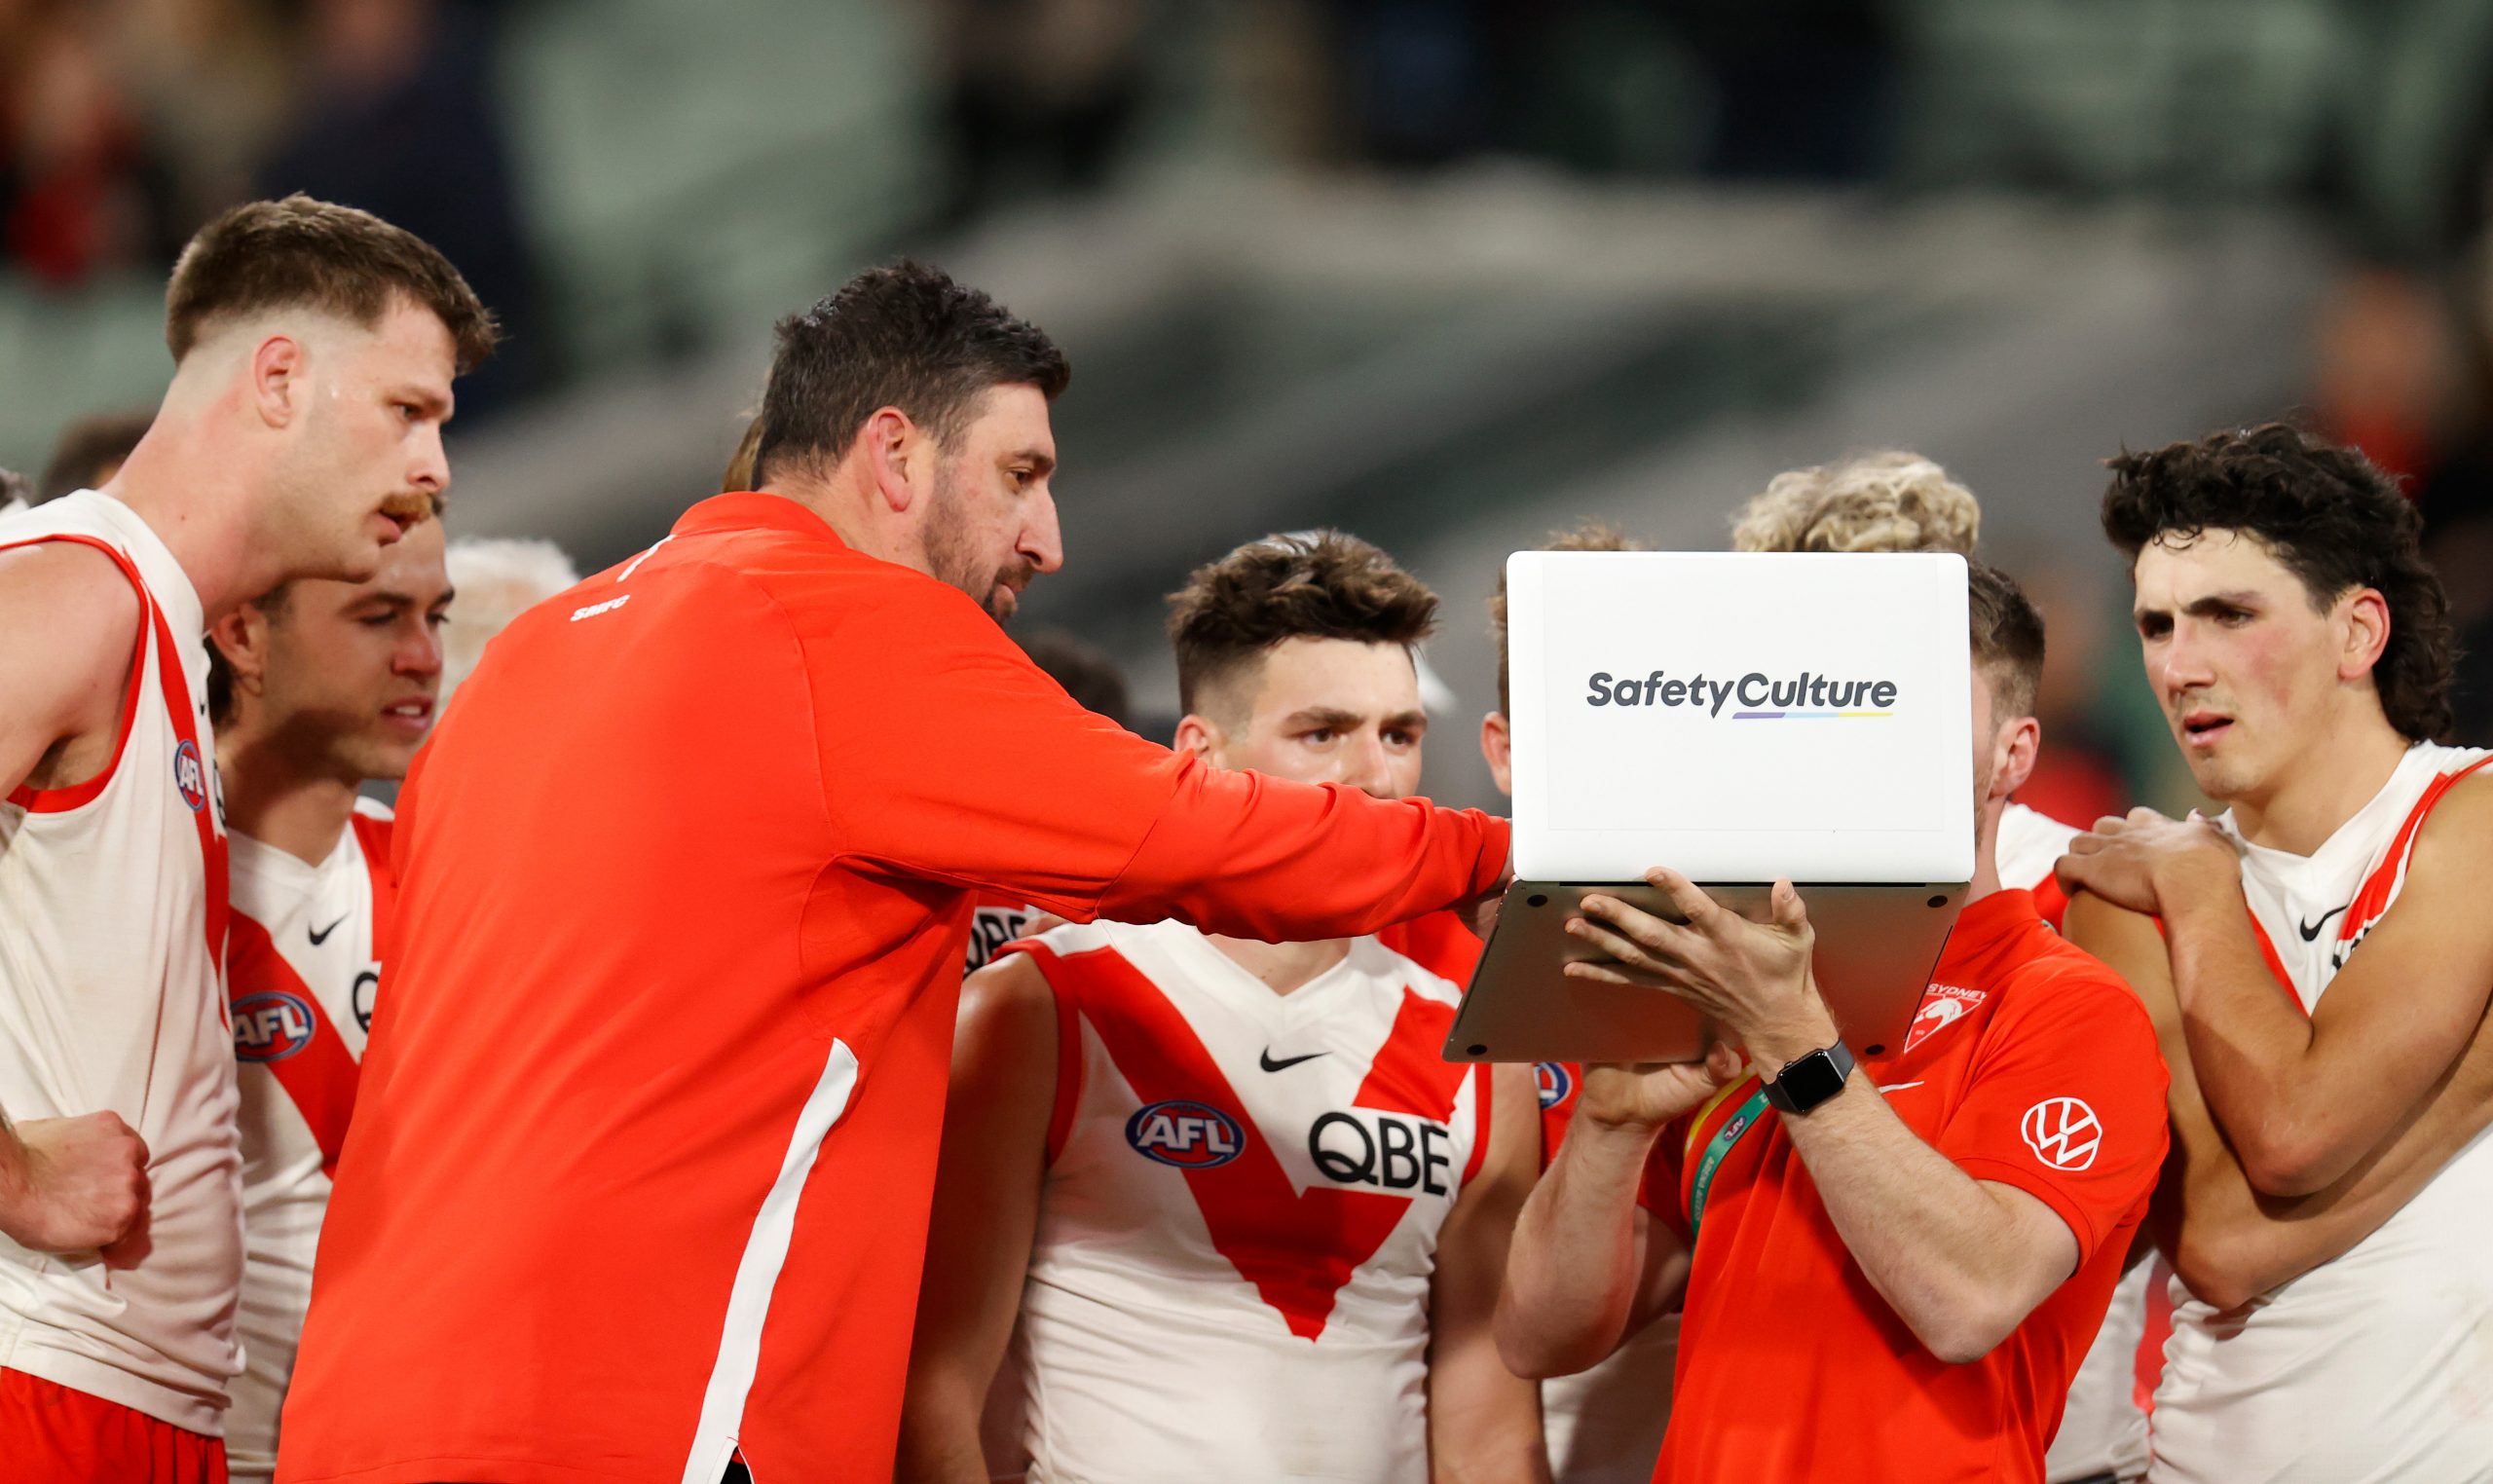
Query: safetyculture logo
xmin=2022 ymin=1097 xmax=2102 ymax=1171
xmin=1583 ymin=670 xmax=1899 ymax=719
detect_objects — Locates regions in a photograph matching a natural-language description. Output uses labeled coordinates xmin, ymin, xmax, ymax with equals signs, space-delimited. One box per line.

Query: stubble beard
xmin=923 ymin=466 xmax=1030 ymax=622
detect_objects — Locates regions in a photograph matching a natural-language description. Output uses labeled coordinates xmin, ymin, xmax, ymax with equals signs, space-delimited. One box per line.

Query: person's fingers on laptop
xmin=1640 ymin=868 xmax=1721 ymax=928
xmin=1565 ymin=912 xmax=1671 ymax=974
xmin=1577 ymin=894 xmax=1690 ymax=956
xmin=1768 ymin=880 xmax=1814 ymax=946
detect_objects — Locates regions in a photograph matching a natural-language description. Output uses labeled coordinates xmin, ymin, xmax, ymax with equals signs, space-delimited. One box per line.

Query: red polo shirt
xmin=276 ymin=494 xmax=1508 ymax=1484
xmin=1642 ymin=890 xmax=2167 ymax=1483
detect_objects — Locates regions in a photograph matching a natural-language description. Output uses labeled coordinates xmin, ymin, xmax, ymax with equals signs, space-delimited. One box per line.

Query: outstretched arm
xmin=897 ymin=954 xmax=1059 ymax=1484
xmin=1428 ymin=1065 xmax=1551 ymax=1484
xmin=2065 ymin=892 xmax=2493 ymax=1309
xmin=813 ymin=581 xmax=1509 ymax=946
xmin=2061 ymin=796 xmax=2493 ymax=1195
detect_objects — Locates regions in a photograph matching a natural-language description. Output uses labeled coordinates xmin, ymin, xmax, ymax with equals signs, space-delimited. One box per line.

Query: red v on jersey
xmin=227 ymin=912 xmax=360 ymax=1176
xmin=1049 ymin=945 xmax=1470 ymax=1341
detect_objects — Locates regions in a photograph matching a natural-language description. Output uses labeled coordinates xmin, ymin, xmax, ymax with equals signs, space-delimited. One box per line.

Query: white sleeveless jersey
xmin=0 ymin=491 xmax=242 ymax=1434
xmin=1001 ymin=919 xmax=1487 ymax=1484
xmin=1992 ymin=801 xmax=2158 ymax=1483
xmin=223 ymin=799 xmax=391 ymax=1478
xmin=1997 ymin=801 xmax=2080 ymax=896
xmin=2150 ymin=742 xmax=2493 ymax=1483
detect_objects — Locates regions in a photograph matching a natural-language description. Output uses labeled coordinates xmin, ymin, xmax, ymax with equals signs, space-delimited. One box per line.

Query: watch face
xmin=1776 ymin=1047 xmax=1847 ymax=1111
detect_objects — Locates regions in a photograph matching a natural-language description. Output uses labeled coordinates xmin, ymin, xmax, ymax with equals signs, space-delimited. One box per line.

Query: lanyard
xmin=1683 ymin=1074 xmax=1770 ymax=1239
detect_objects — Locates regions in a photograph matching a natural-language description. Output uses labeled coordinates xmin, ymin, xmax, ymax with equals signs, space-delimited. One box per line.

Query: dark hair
xmin=1490 ymin=520 xmax=1642 ymax=715
xmin=1968 ymin=561 xmax=2046 ymax=721
xmin=39 ymin=409 xmax=155 ymax=502
xmin=167 ymin=195 xmax=499 ymax=373
xmin=1019 ymin=628 xmax=1132 ymax=728
xmin=752 ymin=261 xmax=1069 ymax=484
xmin=1169 ymin=531 xmax=1438 ymax=718
xmin=2102 ymin=422 xmax=2455 ymax=743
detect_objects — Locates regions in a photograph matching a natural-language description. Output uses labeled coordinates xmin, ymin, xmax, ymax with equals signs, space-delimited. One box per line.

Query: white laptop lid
xmin=1507 ymin=550 xmax=1975 ymax=883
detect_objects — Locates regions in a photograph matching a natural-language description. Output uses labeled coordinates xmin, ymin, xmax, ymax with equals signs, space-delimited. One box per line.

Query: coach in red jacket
xmin=279 ymin=263 xmax=1509 ymax=1484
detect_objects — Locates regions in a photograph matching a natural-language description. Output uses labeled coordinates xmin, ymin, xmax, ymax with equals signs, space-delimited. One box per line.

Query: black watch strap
xmin=1763 ymin=1039 xmax=1856 ymax=1115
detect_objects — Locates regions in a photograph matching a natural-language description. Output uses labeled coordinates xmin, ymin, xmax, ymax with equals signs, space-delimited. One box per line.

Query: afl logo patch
xmin=233 ymin=990 xmax=316 ymax=1062
xmin=1535 ymin=1061 xmax=1575 ymax=1110
xmin=1126 ymin=1098 xmax=1246 ymax=1169
xmin=172 ymin=739 xmax=207 ymax=813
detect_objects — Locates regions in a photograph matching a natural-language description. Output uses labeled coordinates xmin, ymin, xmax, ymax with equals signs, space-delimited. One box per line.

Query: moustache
xmin=381 ymin=491 xmax=437 ymax=526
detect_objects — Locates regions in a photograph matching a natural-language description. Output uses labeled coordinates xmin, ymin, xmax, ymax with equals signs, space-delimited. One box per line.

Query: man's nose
xmin=400 ymin=617 xmax=443 ymax=678
xmin=410 ymin=425 xmax=450 ymax=501
xmin=1022 ymin=486 xmax=1064 ymax=575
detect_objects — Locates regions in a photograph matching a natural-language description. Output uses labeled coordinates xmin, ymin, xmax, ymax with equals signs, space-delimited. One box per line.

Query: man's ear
xmin=860 ymin=406 xmax=928 ymax=514
xmin=1991 ymin=715 xmax=2041 ymax=803
xmin=250 ymin=333 xmax=307 ymax=429
xmin=2338 ymin=586 xmax=2393 ymax=683
xmin=209 ymin=606 xmax=274 ymax=701
xmin=1172 ymin=714 xmax=1223 ymax=768
xmin=1479 ymin=711 xmax=1512 ymax=797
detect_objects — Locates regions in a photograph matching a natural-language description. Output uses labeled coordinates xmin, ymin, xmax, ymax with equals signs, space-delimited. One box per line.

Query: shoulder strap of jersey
xmin=998 ymin=938 xmax=1095 ymax=1169
xmin=2340 ymin=753 xmax=2493 ymax=940
xmin=2 ymin=534 xmax=151 ymax=813
xmin=0 ymin=533 xmax=227 ymax=968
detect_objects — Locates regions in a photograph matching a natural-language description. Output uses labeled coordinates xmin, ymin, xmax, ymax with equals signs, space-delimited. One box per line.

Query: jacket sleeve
xmin=806 ymin=575 xmax=1509 ymax=940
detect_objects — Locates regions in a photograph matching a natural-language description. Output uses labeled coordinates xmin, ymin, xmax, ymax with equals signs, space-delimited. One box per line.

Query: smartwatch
xmin=1763 ymin=1040 xmax=1856 ymax=1115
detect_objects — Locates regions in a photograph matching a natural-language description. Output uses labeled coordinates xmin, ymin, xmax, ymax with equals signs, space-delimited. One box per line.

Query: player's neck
xmin=1964 ymin=803 xmax=2005 ymax=906
xmin=2228 ymin=713 xmax=2413 ymax=856
xmin=761 ymin=473 xmax=932 ymax=578
xmin=104 ymin=426 xmax=279 ymax=619
xmin=219 ymin=731 xmax=362 ymax=867
xmin=1208 ymin=935 xmax=1353 ymax=997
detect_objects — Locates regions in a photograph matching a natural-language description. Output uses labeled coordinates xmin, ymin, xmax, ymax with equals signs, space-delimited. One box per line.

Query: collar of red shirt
xmin=1933 ymin=887 xmax=2039 ymax=973
xmin=673 ymin=491 xmax=851 ymax=545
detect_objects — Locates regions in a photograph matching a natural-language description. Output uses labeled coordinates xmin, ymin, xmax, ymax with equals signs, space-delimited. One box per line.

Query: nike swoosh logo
xmin=1258 ymin=1049 xmax=1324 ymax=1073
xmin=2298 ymin=903 xmax=2351 ymax=943
xmin=309 ymin=915 xmax=349 ymax=947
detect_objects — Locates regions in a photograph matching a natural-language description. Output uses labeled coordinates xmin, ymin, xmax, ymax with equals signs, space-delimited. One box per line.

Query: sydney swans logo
xmin=1583 ymin=669 xmax=1899 ymax=720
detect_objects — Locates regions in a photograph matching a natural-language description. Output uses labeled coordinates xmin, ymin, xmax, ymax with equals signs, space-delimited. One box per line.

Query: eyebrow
xmin=396 ymin=386 xmax=454 ymax=421
xmin=1006 ymin=446 xmax=1056 ymax=477
xmin=1284 ymin=707 xmax=1366 ymax=730
xmin=2134 ymin=588 xmax=2266 ymax=622
xmin=357 ymin=584 xmax=458 ymax=611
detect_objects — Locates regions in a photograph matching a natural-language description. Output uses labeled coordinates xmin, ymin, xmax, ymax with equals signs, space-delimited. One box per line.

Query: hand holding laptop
xmin=1567 ymin=870 xmax=1844 ymax=1079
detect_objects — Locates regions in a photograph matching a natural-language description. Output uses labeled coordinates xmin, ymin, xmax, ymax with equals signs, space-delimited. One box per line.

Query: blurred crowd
xmin=0 ymin=0 xmax=534 ymax=405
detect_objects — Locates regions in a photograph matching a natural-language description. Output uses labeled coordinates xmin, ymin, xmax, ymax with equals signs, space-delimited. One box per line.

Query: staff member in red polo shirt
xmin=1497 ymin=563 xmax=2167 ymax=1484
xmin=277 ymin=262 xmax=1510 ymax=1484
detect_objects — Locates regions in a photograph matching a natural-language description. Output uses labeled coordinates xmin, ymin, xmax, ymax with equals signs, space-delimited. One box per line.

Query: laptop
xmin=1444 ymin=550 xmax=1975 ymax=1065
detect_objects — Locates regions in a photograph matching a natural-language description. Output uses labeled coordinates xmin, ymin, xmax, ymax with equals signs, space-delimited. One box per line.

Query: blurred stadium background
xmin=11 ymin=0 xmax=2493 ymax=812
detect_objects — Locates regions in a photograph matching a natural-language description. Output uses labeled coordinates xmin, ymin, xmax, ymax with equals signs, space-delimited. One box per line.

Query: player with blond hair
xmin=437 ymin=537 xmax=582 ymax=699
xmin=1731 ymin=450 xmax=2141 ymax=1482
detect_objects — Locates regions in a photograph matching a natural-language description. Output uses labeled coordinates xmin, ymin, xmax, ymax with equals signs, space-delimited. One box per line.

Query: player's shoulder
xmin=1362 ymin=932 xmax=1465 ymax=1006
xmin=0 ymin=533 xmax=144 ymax=633
xmin=1986 ymin=910 xmax=2159 ymax=1043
